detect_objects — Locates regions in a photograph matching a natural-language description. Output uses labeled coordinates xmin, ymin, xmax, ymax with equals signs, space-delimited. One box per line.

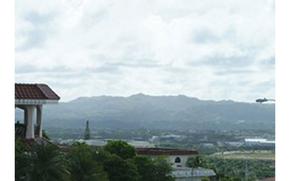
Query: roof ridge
xmin=36 ymin=84 xmax=50 ymax=99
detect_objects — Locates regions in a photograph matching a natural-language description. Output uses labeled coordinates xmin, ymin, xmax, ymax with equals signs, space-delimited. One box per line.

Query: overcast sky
xmin=15 ymin=0 xmax=274 ymax=102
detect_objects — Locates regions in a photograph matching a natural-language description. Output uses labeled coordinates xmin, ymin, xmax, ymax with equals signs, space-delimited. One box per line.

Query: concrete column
xmin=25 ymin=106 xmax=36 ymax=139
xmin=36 ymin=105 xmax=43 ymax=138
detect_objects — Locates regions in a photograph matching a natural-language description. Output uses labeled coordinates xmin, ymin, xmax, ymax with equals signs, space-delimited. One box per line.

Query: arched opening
xmin=175 ymin=157 xmax=181 ymax=163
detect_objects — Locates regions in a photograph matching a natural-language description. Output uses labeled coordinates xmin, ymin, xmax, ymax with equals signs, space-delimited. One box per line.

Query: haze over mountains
xmin=16 ymin=94 xmax=275 ymax=131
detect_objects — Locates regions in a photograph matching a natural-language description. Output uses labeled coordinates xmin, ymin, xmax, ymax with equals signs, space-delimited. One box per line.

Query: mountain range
xmin=15 ymin=94 xmax=275 ymax=131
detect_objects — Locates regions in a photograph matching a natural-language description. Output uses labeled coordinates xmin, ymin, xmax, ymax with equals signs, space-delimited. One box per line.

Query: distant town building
xmin=244 ymin=138 xmax=275 ymax=146
xmin=224 ymin=141 xmax=244 ymax=147
xmin=15 ymin=83 xmax=60 ymax=139
xmin=84 ymin=120 xmax=91 ymax=140
xmin=150 ymin=134 xmax=185 ymax=143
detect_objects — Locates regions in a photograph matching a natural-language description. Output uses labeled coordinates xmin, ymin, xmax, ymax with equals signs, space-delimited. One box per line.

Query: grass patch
xmin=210 ymin=150 xmax=275 ymax=160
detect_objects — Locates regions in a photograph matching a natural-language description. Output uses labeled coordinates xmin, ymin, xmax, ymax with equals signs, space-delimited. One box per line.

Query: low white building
xmin=172 ymin=167 xmax=216 ymax=181
xmin=136 ymin=147 xmax=216 ymax=180
xmin=136 ymin=147 xmax=198 ymax=168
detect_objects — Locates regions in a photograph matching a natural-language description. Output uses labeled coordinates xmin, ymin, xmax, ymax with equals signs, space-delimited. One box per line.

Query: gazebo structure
xmin=15 ymin=83 xmax=60 ymax=139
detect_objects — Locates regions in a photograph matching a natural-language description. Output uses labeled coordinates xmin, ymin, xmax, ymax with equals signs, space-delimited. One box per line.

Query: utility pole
xmin=84 ymin=120 xmax=91 ymax=140
xmin=244 ymin=159 xmax=248 ymax=181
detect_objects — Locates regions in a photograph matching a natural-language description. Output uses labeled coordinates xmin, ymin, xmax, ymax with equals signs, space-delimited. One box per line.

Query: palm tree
xmin=28 ymin=143 xmax=69 ymax=181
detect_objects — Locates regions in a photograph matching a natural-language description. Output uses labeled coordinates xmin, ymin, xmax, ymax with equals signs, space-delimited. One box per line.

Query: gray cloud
xmin=15 ymin=65 xmax=72 ymax=74
xmin=24 ymin=11 xmax=56 ymax=24
xmin=261 ymin=57 xmax=275 ymax=66
xmin=193 ymin=29 xmax=221 ymax=44
xmin=16 ymin=11 xmax=57 ymax=51
xmin=190 ymin=54 xmax=253 ymax=69
xmin=214 ymin=69 xmax=256 ymax=76
xmin=16 ymin=31 xmax=47 ymax=51
xmin=15 ymin=0 xmax=275 ymax=102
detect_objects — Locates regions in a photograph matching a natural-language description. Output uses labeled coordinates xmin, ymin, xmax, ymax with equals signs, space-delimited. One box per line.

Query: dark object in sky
xmin=256 ymin=98 xmax=275 ymax=103
xmin=84 ymin=120 xmax=90 ymax=140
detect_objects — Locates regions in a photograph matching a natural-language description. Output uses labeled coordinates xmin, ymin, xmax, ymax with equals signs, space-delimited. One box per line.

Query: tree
xmin=152 ymin=157 xmax=174 ymax=181
xmin=186 ymin=156 xmax=208 ymax=168
xmin=67 ymin=142 xmax=108 ymax=181
xmin=103 ymin=140 xmax=136 ymax=159
xmin=29 ymin=143 xmax=69 ymax=181
xmin=103 ymin=154 xmax=140 ymax=181
xmin=134 ymin=156 xmax=155 ymax=181
xmin=15 ymin=138 xmax=30 ymax=181
xmin=42 ymin=130 xmax=50 ymax=140
xmin=134 ymin=156 xmax=174 ymax=181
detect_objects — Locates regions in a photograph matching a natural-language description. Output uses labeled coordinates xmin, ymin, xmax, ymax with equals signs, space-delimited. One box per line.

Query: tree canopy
xmin=15 ymin=139 xmax=174 ymax=181
xmin=67 ymin=142 xmax=108 ymax=181
xmin=103 ymin=140 xmax=136 ymax=159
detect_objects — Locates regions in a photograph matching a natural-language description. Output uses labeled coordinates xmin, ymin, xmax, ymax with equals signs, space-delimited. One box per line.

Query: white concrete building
xmin=15 ymin=83 xmax=60 ymax=139
xmin=136 ymin=147 xmax=216 ymax=180
xmin=136 ymin=147 xmax=198 ymax=168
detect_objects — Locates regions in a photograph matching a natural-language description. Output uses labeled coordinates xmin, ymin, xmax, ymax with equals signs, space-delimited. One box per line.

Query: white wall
xmin=168 ymin=155 xmax=191 ymax=168
xmin=146 ymin=155 xmax=193 ymax=168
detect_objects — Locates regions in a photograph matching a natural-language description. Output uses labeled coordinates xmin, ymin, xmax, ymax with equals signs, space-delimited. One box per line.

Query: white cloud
xmin=15 ymin=0 xmax=275 ymax=102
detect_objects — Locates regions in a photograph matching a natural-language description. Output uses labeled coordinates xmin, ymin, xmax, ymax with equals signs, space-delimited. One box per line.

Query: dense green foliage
xmin=133 ymin=156 xmax=155 ymax=181
xmin=15 ymin=139 xmax=173 ymax=181
xmin=15 ymin=138 xmax=69 ymax=181
xmin=151 ymin=157 xmax=174 ymax=181
xmin=102 ymin=155 xmax=139 ymax=181
xmin=186 ymin=156 xmax=204 ymax=168
xmin=67 ymin=142 xmax=108 ymax=181
xmin=104 ymin=140 xmax=136 ymax=159
xmin=15 ymin=138 xmax=31 ymax=181
xmin=134 ymin=156 xmax=174 ymax=181
xmin=98 ymin=140 xmax=173 ymax=181
xmin=29 ymin=143 xmax=69 ymax=181
xmin=187 ymin=156 xmax=275 ymax=180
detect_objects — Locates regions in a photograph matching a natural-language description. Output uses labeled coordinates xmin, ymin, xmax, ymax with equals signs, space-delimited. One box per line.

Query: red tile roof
xmin=136 ymin=147 xmax=198 ymax=156
xmin=15 ymin=83 xmax=60 ymax=100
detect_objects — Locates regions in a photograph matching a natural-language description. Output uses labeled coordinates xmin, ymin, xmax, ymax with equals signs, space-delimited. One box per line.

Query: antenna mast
xmin=84 ymin=120 xmax=91 ymax=140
